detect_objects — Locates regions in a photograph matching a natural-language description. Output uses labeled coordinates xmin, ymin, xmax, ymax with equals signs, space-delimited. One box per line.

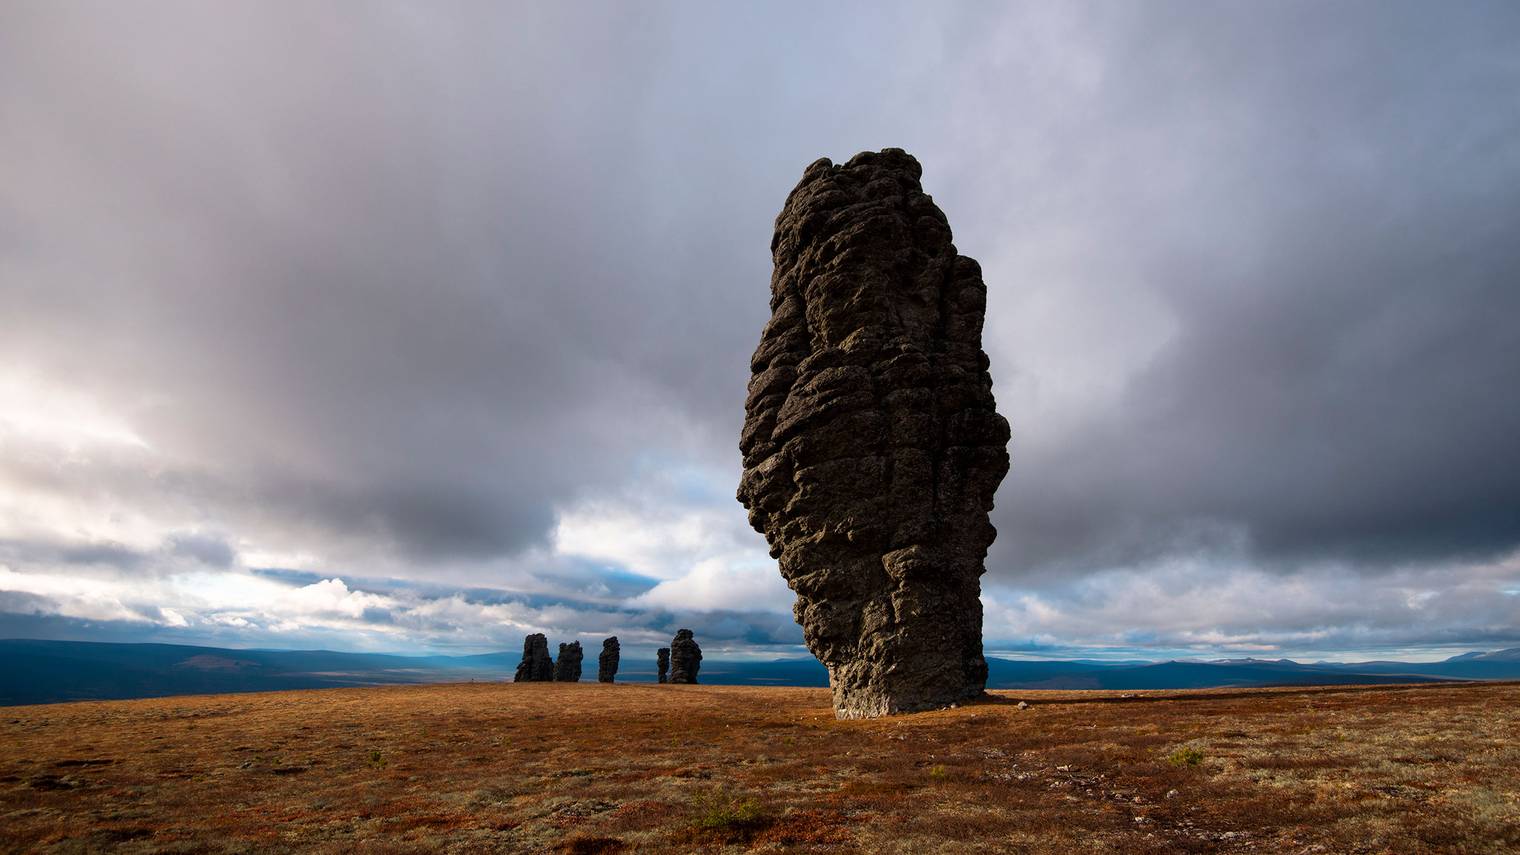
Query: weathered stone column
xmin=553 ymin=641 xmax=583 ymax=682
xmin=513 ymin=633 xmax=554 ymax=682
xmin=656 ymin=647 xmax=670 ymax=683
xmin=597 ymin=637 xmax=620 ymax=683
xmin=737 ymin=149 xmax=1011 ymax=718
xmin=668 ymin=629 xmax=702 ymax=684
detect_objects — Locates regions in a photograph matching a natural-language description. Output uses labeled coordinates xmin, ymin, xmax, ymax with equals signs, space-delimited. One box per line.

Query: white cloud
xmin=629 ymin=556 xmax=793 ymax=614
xmin=0 ymin=566 xmax=148 ymax=623
xmin=551 ymin=461 xmax=789 ymax=614
xmin=278 ymin=578 xmax=393 ymax=619
xmin=983 ymin=549 xmax=1520 ymax=659
xmin=0 ymin=369 xmax=152 ymax=453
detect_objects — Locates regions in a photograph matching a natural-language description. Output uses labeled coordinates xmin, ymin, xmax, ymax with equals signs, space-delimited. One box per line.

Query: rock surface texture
xmin=597 ymin=637 xmax=620 ymax=683
xmin=553 ymin=642 xmax=583 ymax=682
xmin=736 ymin=149 xmax=1011 ymax=719
xmin=656 ymin=647 xmax=670 ymax=684
xmin=668 ymin=629 xmax=702 ymax=684
xmin=513 ymin=633 xmax=555 ymax=683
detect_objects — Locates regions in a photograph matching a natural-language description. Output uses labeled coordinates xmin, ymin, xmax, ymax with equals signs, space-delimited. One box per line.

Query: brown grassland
xmin=1 ymin=681 xmax=1517 ymax=854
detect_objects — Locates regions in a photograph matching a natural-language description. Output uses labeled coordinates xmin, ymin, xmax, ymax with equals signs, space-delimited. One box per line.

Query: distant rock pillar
xmin=554 ymin=641 xmax=583 ymax=682
xmin=513 ymin=633 xmax=554 ymax=682
xmin=669 ymin=629 xmax=702 ymax=684
xmin=657 ymin=647 xmax=670 ymax=683
xmin=597 ymin=637 xmax=620 ymax=683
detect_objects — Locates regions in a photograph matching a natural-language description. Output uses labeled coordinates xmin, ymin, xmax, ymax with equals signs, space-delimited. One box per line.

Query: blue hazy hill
xmin=3 ymin=639 xmax=1514 ymax=706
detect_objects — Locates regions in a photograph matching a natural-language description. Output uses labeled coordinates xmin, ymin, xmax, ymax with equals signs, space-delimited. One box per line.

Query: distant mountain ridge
xmin=2 ymin=639 xmax=1516 ymax=706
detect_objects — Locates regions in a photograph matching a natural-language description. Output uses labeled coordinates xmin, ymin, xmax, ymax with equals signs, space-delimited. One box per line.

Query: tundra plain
xmin=2 ymin=681 xmax=1517 ymax=854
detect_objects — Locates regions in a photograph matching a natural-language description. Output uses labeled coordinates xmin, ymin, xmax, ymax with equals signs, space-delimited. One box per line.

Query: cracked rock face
xmin=513 ymin=633 xmax=554 ymax=683
xmin=737 ymin=148 xmax=1011 ymax=719
xmin=656 ymin=647 xmax=670 ymax=683
xmin=597 ymin=637 xmax=620 ymax=683
xmin=668 ymin=630 xmax=702 ymax=684
xmin=554 ymin=641 xmax=583 ymax=682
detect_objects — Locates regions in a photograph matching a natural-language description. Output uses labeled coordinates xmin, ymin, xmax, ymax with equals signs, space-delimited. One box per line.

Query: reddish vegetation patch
xmin=754 ymin=808 xmax=854 ymax=846
xmin=0 ymin=681 xmax=1516 ymax=853
xmin=553 ymin=835 xmax=626 ymax=854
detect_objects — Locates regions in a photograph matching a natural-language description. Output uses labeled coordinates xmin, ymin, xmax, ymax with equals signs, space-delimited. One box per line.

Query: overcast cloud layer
xmin=2 ymin=1 xmax=1518 ymax=661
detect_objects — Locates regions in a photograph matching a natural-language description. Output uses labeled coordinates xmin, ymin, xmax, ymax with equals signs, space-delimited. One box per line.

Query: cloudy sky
xmin=3 ymin=1 xmax=1518 ymax=663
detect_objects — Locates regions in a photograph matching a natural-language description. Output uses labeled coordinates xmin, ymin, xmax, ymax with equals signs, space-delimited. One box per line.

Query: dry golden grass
xmin=2 ymin=681 xmax=1517 ymax=853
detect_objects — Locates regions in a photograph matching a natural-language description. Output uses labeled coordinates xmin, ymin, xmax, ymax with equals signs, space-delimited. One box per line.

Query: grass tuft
xmin=1166 ymin=746 xmax=1205 ymax=767
xmin=690 ymin=787 xmax=770 ymax=841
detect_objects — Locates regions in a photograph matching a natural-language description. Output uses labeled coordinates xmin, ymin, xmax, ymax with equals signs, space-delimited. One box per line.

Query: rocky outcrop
xmin=736 ymin=148 xmax=1011 ymax=719
xmin=513 ymin=633 xmax=554 ymax=682
xmin=668 ymin=629 xmax=702 ymax=684
xmin=554 ymin=641 xmax=583 ymax=682
xmin=598 ymin=637 xmax=620 ymax=683
xmin=656 ymin=647 xmax=670 ymax=684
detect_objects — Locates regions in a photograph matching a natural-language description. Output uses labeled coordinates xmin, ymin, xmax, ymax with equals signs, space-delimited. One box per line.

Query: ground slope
xmin=2 ymin=682 xmax=1516 ymax=853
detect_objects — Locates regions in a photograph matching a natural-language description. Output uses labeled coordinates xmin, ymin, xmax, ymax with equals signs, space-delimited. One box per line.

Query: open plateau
xmin=3 ymin=680 xmax=1517 ymax=854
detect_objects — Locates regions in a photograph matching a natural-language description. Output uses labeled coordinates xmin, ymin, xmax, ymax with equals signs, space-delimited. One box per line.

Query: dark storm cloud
xmin=0 ymin=1 xmax=735 ymax=562
xmin=2 ymin=0 xmax=1519 ymax=652
xmin=167 ymin=532 xmax=235 ymax=568
xmin=0 ymin=0 xmax=960 ymax=572
xmin=1 ymin=533 xmax=241 ymax=575
xmin=975 ymin=2 xmax=1520 ymax=577
xmin=0 ymin=539 xmax=147 ymax=570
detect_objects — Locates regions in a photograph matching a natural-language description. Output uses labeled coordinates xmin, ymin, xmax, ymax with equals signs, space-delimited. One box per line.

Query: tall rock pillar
xmin=513 ymin=633 xmax=555 ymax=683
xmin=597 ymin=637 xmax=620 ymax=683
xmin=553 ymin=641 xmax=583 ymax=682
xmin=668 ymin=629 xmax=702 ymax=684
xmin=737 ymin=149 xmax=1011 ymax=718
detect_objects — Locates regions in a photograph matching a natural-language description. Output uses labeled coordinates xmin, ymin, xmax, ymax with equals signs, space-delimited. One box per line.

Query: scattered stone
xmin=657 ymin=647 xmax=670 ymax=683
xmin=668 ymin=629 xmax=702 ymax=684
xmin=554 ymin=642 xmax=584 ymax=682
xmin=1166 ymin=789 xmax=1180 ymax=800
xmin=1016 ymin=701 xmax=1030 ymax=710
xmin=513 ymin=633 xmax=555 ymax=682
xmin=597 ymin=637 xmax=620 ymax=683
xmin=27 ymin=774 xmax=77 ymax=790
xmin=737 ymin=148 xmax=1010 ymax=719
xmin=54 ymin=758 xmax=115 ymax=768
